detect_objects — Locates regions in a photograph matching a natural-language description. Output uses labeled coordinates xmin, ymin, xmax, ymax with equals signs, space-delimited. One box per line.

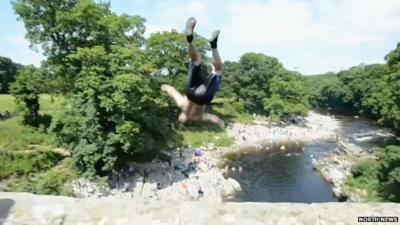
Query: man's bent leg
xmin=186 ymin=17 xmax=201 ymax=65
xmin=201 ymin=113 xmax=224 ymax=128
xmin=209 ymin=30 xmax=222 ymax=73
xmin=211 ymin=48 xmax=222 ymax=74
xmin=188 ymin=43 xmax=201 ymax=65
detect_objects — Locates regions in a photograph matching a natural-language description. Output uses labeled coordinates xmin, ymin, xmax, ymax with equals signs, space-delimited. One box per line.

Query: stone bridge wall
xmin=0 ymin=192 xmax=399 ymax=225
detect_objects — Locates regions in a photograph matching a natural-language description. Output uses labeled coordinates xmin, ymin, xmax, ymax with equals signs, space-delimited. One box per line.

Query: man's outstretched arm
xmin=161 ymin=84 xmax=186 ymax=109
xmin=201 ymin=113 xmax=225 ymax=128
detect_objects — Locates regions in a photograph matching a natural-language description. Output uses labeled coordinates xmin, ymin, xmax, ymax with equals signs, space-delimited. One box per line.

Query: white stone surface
xmin=1 ymin=192 xmax=399 ymax=225
xmin=71 ymin=148 xmax=240 ymax=202
xmin=227 ymin=111 xmax=340 ymax=146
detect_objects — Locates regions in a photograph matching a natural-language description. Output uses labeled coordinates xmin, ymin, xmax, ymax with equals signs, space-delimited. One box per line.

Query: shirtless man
xmin=161 ymin=17 xmax=224 ymax=127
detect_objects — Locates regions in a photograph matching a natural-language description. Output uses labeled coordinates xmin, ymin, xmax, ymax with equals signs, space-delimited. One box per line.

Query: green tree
xmin=15 ymin=0 xmax=181 ymax=178
xmin=381 ymin=43 xmax=400 ymax=132
xmin=264 ymin=73 xmax=308 ymax=117
xmin=305 ymin=73 xmax=347 ymax=108
xmin=13 ymin=0 xmax=146 ymax=93
xmin=146 ymin=30 xmax=209 ymax=92
xmin=10 ymin=66 xmax=45 ymax=127
xmin=223 ymin=53 xmax=309 ymax=117
xmin=225 ymin=53 xmax=284 ymax=113
xmin=385 ymin=42 xmax=400 ymax=67
xmin=349 ymin=145 xmax=400 ymax=202
xmin=51 ymin=46 xmax=181 ymax=177
xmin=0 ymin=56 xmax=22 ymax=93
xmin=263 ymin=96 xmax=285 ymax=118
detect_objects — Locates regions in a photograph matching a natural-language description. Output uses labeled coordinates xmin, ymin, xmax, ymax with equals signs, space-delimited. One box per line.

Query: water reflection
xmin=224 ymin=142 xmax=337 ymax=203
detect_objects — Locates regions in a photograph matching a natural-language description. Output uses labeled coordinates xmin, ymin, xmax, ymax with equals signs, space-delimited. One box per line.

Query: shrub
xmin=0 ymin=150 xmax=64 ymax=179
xmin=10 ymin=66 xmax=47 ymax=127
xmin=7 ymin=160 xmax=76 ymax=196
xmin=51 ymin=47 xmax=182 ymax=178
xmin=347 ymin=145 xmax=400 ymax=202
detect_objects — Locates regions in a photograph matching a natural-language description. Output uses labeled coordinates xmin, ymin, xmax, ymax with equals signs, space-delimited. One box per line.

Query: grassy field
xmin=211 ymin=97 xmax=254 ymax=124
xmin=176 ymin=97 xmax=254 ymax=148
xmin=0 ymin=94 xmax=64 ymax=152
xmin=0 ymin=94 xmax=74 ymax=195
xmin=0 ymin=94 xmax=64 ymax=115
xmin=179 ymin=125 xmax=234 ymax=148
xmin=0 ymin=94 xmax=17 ymax=113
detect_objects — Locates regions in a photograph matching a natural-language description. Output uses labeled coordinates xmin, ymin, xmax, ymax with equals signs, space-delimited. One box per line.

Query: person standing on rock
xmin=161 ymin=17 xmax=224 ymax=127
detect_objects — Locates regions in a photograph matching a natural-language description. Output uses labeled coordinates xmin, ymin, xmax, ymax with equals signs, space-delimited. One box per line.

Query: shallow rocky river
xmin=223 ymin=114 xmax=397 ymax=203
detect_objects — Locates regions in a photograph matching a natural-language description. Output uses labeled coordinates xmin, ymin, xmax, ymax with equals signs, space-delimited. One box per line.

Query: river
xmin=223 ymin=114 xmax=398 ymax=203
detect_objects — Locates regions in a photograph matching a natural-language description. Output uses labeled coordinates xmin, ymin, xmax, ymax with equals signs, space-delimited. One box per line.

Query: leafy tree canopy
xmin=0 ymin=56 xmax=23 ymax=93
xmin=222 ymin=53 xmax=309 ymax=117
xmin=146 ymin=30 xmax=209 ymax=92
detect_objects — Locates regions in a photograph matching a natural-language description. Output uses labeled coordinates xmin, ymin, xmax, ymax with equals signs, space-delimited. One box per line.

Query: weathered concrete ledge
xmin=1 ymin=192 xmax=399 ymax=225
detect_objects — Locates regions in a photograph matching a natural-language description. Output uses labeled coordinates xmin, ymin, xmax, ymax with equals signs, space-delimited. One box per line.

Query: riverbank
xmin=71 ymin=111 xmax=343 ymax=201
xmin=72 ymin=148 xmax=241 ymax=201
xmin=227 ymin=111 xmax=340 ymax=147
xmin=315 ymin=122 xmax=397 ymax=202
xmin=315 ymin=141 xmax=369 ymax=201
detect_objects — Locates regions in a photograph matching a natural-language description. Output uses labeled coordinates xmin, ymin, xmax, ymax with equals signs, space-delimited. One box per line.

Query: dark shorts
xmin=185 ymin=62 xmax=221 ymax=105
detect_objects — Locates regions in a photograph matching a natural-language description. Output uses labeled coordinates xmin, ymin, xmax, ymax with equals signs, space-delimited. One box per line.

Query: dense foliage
xmin=50 ymin=46 xmax=181 ymax=176
xmin=13 ymin=0 xmax=146 ymax=93
xmin=10 ymin=66 xmax=49 ymax=127
xmin=0 ymin=150 xmax=64 ymax=179
xmin=13 ymin=0 xmax=180 ymax=178
xmin=348 ymin=145 xmax=400 ymax=202
xmin=307 ymin=43 xmax=400 ymax=133
xmin=221 ymin=53 xmax=309 ymax=117
xmin=8 ymin=159 xmax=77 ymax=196
xmin=146 ymin=31 xmax=209 ymax=93
xmin=306 ymin=73 xmax=345 ymax=108
xmin=0 ymin=56 xmax=22 ymax=93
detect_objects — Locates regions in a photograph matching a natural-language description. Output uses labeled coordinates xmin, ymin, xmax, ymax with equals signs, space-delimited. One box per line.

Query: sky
xmin=1 ymin=0 xmax=400 ymax=75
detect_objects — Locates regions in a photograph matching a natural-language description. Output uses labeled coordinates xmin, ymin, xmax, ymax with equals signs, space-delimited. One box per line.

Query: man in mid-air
xmin=161 ymin=17 xmax=224 ymax=127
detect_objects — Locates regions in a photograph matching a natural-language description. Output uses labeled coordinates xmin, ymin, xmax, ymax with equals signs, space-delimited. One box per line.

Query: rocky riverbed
xmin=70 ymin=111 xmax=346 ymax=202
xmin=315 ymin=140 xmax=376 ymax=201
xmin=227 ymin=111 xmax=340 ymax=147
xmin=71 ymin=148 xmax=241 ymax=201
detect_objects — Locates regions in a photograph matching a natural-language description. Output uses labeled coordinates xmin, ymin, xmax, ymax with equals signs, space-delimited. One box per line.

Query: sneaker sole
xmin=209 ymin=30 xmax=220 ymax=42
xmin=185 ymin=17 xmax=196 ymax=36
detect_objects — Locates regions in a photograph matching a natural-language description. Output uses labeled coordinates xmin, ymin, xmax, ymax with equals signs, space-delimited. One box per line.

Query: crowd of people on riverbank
xmin=72 ymin=148 xmax=240 ymax=201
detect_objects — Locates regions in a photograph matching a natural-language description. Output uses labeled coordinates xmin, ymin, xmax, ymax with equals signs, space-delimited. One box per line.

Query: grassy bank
xmin=344 ymin=145 xmax=400 ymax=202
xmin=0 ymin=94 xmax=64 ymax=152
xmin=176 ymin=97 xmax=254 ymax=148
xmin=179 ymin=125 xmax=234 ymax=148
xmin=0 ymin=94 xmax=74 ymax=195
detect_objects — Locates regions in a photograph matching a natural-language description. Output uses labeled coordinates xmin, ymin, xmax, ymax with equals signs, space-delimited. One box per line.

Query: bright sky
xmin=1 ymin=0 xmax=400 ymax=75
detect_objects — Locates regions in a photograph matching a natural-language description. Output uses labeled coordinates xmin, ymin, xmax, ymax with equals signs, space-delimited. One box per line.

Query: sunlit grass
xmin=0 ymin=94 xmax=64 ymax=152
xmin=179 ymin=124 xmax=234 ymax=148
xmin=0 ymin=94 xmax=17 ymax=113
